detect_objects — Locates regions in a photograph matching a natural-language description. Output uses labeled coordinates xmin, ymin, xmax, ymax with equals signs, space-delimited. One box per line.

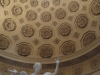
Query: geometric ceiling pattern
xmin=0 ymin=0 xmax=100 ymax=63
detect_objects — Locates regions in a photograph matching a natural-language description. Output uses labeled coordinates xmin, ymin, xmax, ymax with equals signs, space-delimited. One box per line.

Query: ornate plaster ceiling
xmin=0 ymin=0 xmax=100 ymax=64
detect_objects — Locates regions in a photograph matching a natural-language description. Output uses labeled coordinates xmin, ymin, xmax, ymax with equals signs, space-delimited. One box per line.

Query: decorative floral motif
xmin=12 ymin=5 xmax=23 ymax=16
xmin=21 ymin=25 xmax=34 ymax=37
xmin=41 ymin=0 xmax=49 ymax=8
xmin=53 ymin=38 xmax=60 ymax=44
xmin=60 ymin=41 xmax=75 ymax=55
xmin=40 ymin=27 xmax=53 ymax=39
xmin=91 ymin=60 xmax=99 ymax=70
xmin=90 ymin=1 xmax=100 ymax=16
xmin=41 ymin=11 xmax=51 ymax=22
xmin=0 ymin=34 xmax=10 ymax=50
xmin=33 ymin=39 xmax=39 ymax=45
xmin=0 ymin=0 xmax=10 ymax=7
xmin=17 ymin=43 xmax=31 ymax=56
xmin=55 ymin=8 xmax=66 ymax=19
xmin=58 ymin=23 xmax=71 ymax=36
xmin=75 ymin=14 xmax=88 ymax=28
xmin=39 ymin=45 xmax=54 ymax=58
xmin=3 ymin=18 xmax=16 ymax=31
xmin=81 ymin=31 xmax=96 ymax=46
xmin=12 ymin=35 xmax=19 ymax=41
xmin=53 ymin=0 xmax=60 ymax=6
xmin=74 ymin=67 xmax=83 ymax=75
xmin=2 ymin=67 xmax=10 ymax=75
xmin=68 ymin=1 xmax=79 ymax=12
xmin=26 ymin=10 xmax=37 ymax=21
xmin=30 ymin=0 xmax=38 ymax=7
xmin=73 ymin=32 xmax=80 ymax=38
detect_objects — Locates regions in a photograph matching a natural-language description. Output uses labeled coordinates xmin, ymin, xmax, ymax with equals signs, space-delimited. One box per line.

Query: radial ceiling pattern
xmin=0 ymin=0 xmax=100 ymax=63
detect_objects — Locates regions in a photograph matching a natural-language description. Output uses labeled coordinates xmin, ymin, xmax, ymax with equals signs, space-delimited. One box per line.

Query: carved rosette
xmin=90 ymin=0 xmax=100 ymax=16
xmin=0 ymin=34 xmax=10 ymax=50
xmin=2 ymin=67 xmax=10 ymax=75
xmin=55 ymin=8 xmax=66 ymax=19
xmin=41 ymin=0 xmax=49 ymax=8
xmin=3 ymin=18 xmax=16 ymax=31
xmin=16 ymin=43 xmax=31 ymax=56
xmin=53 ymin=0 xmax=60 ymax=6
xmin=74 ymin=67 xmax=83 ymax=75
xmin=12 ymin=5 xmax=23 ymax=16
xmin=40 ymin=27 xmax=53 ymax=39
xmin=41 ymin=11 xmax=51 ymax=22
xmin=75 ymin=14 xmax=88 ymax=28
xmin=0 ymin=0 xmax=10 ymax=7
xmin=60 ymin=40 xmax=76 ymax=55
xmin=26 ymin=10 xmax=37 ymax=21
xmin=58 ymin=22 xmax=71 ymax=36
xmin=39 ymin=44 xmax=54 ymax=58
xmin=21 ymin=25 xmax=34 ymax=37
xmin=81 ymin=31 xmax=96 ymax=47
xmin=30 ymin=0 xmax=38 ymax=7
xmin=91 ymin=60 xmax=99 ymax=70
xmin=68 ymin=1 xmax=79 ymax=12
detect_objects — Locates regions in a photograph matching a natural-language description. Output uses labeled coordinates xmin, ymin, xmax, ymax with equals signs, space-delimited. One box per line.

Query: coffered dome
xmin=0 ymin=0 xmax=100 ymax=65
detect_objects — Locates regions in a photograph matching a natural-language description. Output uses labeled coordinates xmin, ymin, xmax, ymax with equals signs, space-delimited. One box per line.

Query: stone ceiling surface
xmin=0 ymin=0 xmax=100 ymax=64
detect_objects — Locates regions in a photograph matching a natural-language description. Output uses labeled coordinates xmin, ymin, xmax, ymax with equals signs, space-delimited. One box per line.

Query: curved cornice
xmin=0 ymin=36 xmax=100 ymax=64
xmin=0 ymin=38 xmax=100 ymax=69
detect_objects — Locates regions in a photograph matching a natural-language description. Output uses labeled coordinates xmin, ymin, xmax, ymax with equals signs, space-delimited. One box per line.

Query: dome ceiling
xmin=0 ymin=0 xmax=100 ymax=64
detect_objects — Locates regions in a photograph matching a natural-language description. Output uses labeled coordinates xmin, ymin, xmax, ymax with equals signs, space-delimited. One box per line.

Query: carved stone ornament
xmin=0 ymin=34 xmax=10 ymax=50
xmin=12 ymin=5 xmax=23 ymax=16
xmin=21 ymin=25 xmax=34 ymax=37
xmin=41 ymin=11 xmax=51 ymax=22
xmin=40 ymin=27 xmax=53 ymax=39
xmin=60 ymin=40 xmax=76 ymax=55
xmin=90 ymin=0 xmax=100 ymax=16
xmin=30 ymin=0 xmax=38 ymax=7
xmin=17 ymin=43 xmax=31 ymax=56
xmin=91 ymin=60 xmax=99 ymax=70
xmin=2 ymin=67 xmax=10 ymax=75
xmin=75 ymin=14 xmax=88 ymax=28
xmin=81 ymin=31 xmax=96 ymax=47
xmin=53 ymin=0 xmax=60 ymax=6
xmin=68 ymin=1 xmax=79 ymax=12
xmin=3 ymin=18 xmax=16 ymax=31
xmin=74 ymin=67 xmax=83 ymax=75
xmin=41 ymin=0 xmax=49 ymax=8
xmin=0 ymin=0 xmax=10 ymax=7
xmin=58 ymin=22 xmax=71 ymax=36
xmin=26 ymin=10 xmax=37 ymax=21
xmin=39 ymin=45 xmax=54 ymax=58
xmin=55 ymin=8 xmax=66 ymax=19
